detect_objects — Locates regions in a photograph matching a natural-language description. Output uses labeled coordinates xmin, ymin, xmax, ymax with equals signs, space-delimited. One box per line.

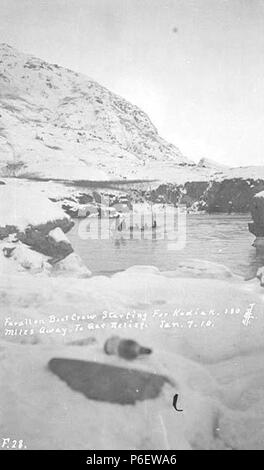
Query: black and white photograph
xmin=0 ymin=0 xmax=264 ymax=453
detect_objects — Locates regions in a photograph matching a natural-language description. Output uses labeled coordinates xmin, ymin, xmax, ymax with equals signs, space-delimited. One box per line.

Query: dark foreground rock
xmin=0 ymin=218 xmax=74 ymax=261
xmin=249 ymin=192 xmax=264 ymax=238
xmin=19 ymin=219 xmax=74 ymax=260
xmin=257 ymin=267 xmax=264 ymax=287
xmin=0 ymin=217 xmax=73 ymax=240
xmin=48 ymin=358 xmax=173 ymax=405
xmin=249 ymin=193 xmax=264 ymax=280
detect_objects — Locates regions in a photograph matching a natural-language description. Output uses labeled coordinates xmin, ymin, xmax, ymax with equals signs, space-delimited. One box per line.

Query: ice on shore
xmin=0 ymin=182 xmax=69 ymax=231
xmin=51 ymin=252 xmax=92 ymax=278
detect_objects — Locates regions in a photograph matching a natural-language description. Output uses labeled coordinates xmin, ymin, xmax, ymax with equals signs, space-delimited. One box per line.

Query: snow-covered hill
xmin=0 ymin=43 xmax=195 ymax=181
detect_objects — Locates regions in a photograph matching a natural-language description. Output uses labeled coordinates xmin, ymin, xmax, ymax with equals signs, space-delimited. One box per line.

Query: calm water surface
xmin=68 ymin=214 xmax=264 ymax=278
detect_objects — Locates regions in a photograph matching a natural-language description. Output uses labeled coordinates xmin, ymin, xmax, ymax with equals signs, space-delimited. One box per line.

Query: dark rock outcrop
xmin=0 ymin=217 xmax=74 ymax=261
xmin=0 ymin=224 xmax=18 ymax=240
xmin=77 ymin=193 xmax=94 ymax=204
xmin=257 ymin=267 xmax=264 ymax=287
xmin=50 ymin=178 xmax=264 ymax=219
xmin=249 ymin=192 xmax=264 ymax=238
xmin=61 ymin=203 xmax=80 ymax=218
xmin=150 ymin=183 xmax=182 ymax=205
xmin=19 ymin=223 xmax=73 ymax=260
xmin=205 ymin=179 xmax=264 ymax=213
xmin=148 ymin=178 xmax=264 ymax=212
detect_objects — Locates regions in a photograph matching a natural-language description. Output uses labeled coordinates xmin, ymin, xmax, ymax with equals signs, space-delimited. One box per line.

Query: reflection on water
xmin=68 ymin=213 xmax=264 ymax=278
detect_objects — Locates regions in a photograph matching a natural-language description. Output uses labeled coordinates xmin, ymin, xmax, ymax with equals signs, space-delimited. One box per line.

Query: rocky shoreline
xmin=0 ymin=177 xmax=264 ymax=285
xmin=129 ymin=177 xmax=264 ymax=213
xmin=51 ymin=176 xmax=264 ymax=217
xmin=0 ymin=180 xmax=91 ymax=277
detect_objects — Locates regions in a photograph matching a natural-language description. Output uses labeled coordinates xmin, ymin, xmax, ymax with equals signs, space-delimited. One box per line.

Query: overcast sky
xmin=0 ymin=0 xmax=264 ymax=166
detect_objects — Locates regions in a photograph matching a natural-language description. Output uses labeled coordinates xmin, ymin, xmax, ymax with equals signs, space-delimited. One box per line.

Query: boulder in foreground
xmin=249 ymin=191 xmax=264 ymax=241
xmin=257 ymin=267 xmax=264 ymax=287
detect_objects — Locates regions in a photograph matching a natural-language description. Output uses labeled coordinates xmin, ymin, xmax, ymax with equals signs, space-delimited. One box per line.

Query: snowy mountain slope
xmin=0 ymin=43 xmax=194 ymax=181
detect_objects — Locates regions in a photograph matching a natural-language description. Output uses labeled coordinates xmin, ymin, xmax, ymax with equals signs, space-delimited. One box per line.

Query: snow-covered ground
xmin=217 ymin=166 xmax=264 ymax=183
xmin=0 ymin=257 xmax=264 ymax=449
xmin=0 ymin=181 xmax=69 ymax=230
